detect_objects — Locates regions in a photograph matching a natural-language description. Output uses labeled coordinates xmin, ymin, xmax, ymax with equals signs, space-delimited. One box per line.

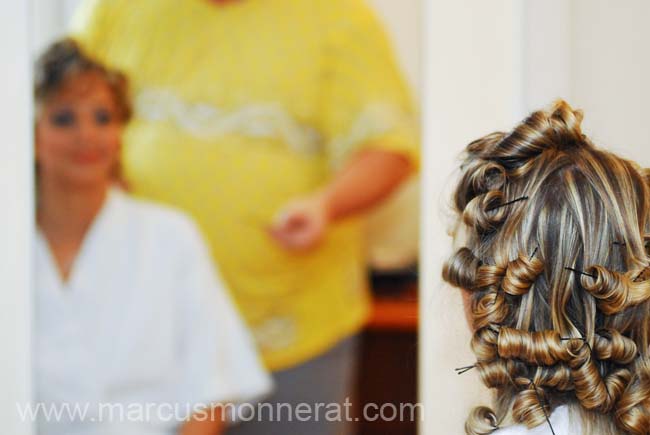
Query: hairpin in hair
xmin=560 ymin=336 xmax=586 ymax=342
xmin=564 ymin=267 xmax=596 ymax=279
xmin=485 ymin=195 xmax=529 ymax=212
xmin=612 ymin=241 xmax=626 ymax=246
xmin=633 ymin=264 xmax=649 ymax=282
xmin=560 ymin=330 xmax=594 ymax=356
xmin=577 ymin=330 xmax=594 ymax=354
xmin=454 ymin=364 xmax=476 ymax=375
xmin=530 ymin=245 xmax=539 ymax=260
xmin=528 ymin=380 xmax=556 ymax=435
xmin=560 ymin=332 xmax=592 ymax=352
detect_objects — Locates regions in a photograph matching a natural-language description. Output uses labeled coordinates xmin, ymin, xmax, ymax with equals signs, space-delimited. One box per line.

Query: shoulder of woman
xmin=493 ymin=423 xmax=558 ymax=435
xmin=492 ymin=425 xmax=532 ymax=435
xmin=113 ymin=188 xmax=207 ymax=249
xmin=492 ymin=406 xmax=573 ymax=435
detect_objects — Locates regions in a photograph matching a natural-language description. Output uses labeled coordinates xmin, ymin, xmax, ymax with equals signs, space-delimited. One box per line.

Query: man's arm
xmin=270 ymin=148 xmax=412 ymax=251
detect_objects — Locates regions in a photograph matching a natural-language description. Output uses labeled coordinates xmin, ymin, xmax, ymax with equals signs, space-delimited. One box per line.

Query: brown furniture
xmin=355 ymin=274 xmax=419 ymax=435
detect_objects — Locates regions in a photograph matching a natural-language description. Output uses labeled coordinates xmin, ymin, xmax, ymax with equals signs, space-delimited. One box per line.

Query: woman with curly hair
xmin=443 ymin=100 xmax=650 ymax=435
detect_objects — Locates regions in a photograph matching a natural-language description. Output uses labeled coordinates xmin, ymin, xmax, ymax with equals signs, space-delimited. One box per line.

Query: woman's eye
xmin=94 ymin=109 xmax=113 ymax=125
xmin=50 ymin=110 xmax=75 ymax=127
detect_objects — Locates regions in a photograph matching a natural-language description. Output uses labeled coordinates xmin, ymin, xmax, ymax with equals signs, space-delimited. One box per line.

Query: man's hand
xmin=269 ymin=193 xmax=330 ymax=252
xmin=269 ymin=148 xmax=412 ymax=253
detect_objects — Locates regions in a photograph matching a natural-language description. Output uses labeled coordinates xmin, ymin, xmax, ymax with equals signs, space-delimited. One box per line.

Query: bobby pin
xmin=560 ymin=334 xmax=594 ymax=353
xmin=633 ymin=264 xmax=649 ymax=282
xmin=612 ymin=241 xmax=626 ymax=246
xmin=530 ymin=245 xmax=539 ymax=260
xmin=528 ymin=380 xmax=556 ymax=435
xmin=564 ymin=267 xmax=596 ymax=279
xmin=454 ymin=364 xmax=476 ymax=375
xmin=560 ymin=336 xmax=586 ymax=342
xmin=579 ymin=330 xmax=594 ymax=353
xmin=560 ymin=333 xmax=592 ymax=353
xmin=486 ymin=196 xmax=529 ymax=212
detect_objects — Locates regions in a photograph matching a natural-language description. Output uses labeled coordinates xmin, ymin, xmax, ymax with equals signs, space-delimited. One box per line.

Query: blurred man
xmin=72 ymin=0 xmax=418 ymax=433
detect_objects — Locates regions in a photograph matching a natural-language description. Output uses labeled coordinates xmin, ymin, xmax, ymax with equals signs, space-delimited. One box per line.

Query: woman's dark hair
xmin=34 ymin=37 xmax=131 ymax=122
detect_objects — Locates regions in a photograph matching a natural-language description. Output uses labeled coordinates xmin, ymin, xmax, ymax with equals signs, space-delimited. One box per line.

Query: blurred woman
xmin=33 ymin=38 xmax=271 ymax=435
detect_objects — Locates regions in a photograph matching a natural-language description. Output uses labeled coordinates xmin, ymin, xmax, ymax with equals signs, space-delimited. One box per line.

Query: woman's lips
xmin=71 ymin=151 xmax=104 ymax=164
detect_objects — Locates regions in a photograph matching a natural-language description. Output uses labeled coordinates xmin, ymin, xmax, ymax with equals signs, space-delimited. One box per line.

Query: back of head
xmin=443 ymin=100 xmax=650 ymax=435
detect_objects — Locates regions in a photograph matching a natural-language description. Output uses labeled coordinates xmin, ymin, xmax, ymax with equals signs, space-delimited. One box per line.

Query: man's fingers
xmin=269 ymin=221 xmax=319 ymax=251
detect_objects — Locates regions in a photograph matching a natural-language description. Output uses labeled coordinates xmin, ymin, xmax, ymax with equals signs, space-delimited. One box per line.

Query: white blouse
xmin=493 ymin=406 xmax=579 ymax=435
xmin=34 ymin=189 xmax=272 ymax=435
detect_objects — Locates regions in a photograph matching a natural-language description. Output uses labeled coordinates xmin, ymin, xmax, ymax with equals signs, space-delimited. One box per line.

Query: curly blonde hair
xmin=443 ymin=100 xmax=650 ymax=435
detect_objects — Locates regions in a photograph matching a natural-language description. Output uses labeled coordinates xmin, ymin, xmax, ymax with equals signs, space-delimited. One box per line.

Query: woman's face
xmin=35 ymin=72 xmax=122 ymax=190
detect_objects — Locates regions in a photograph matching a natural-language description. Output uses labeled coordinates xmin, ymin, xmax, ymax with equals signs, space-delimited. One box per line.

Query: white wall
xmin=421 ymin=1 xmax=524 ymax=433
xmin=523 ymin=0 xmax=650 ymax=165
xmin=0 ymin=1 xmax=34 ymax=434
xmin=570 ymin=0 xmax=650 ymax=166
xmin=31 ymin=0 xmax=80 ymax=55
xmin=522 ymin=0 xmax=572 ymax=111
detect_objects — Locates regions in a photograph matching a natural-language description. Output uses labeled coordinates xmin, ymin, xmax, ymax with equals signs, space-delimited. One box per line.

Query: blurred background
xmin=4 ymin=0 xmax=650 ymax=434
xmin=5 ymin=1 xmax=422 ymax=434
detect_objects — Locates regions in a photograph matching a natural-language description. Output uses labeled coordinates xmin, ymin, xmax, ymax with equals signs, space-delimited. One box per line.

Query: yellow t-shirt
xmin=72 ymin=0 xmax=418 ymax=371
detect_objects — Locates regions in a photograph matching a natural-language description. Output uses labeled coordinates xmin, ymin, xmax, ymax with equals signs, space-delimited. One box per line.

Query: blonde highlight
xmin=443 ymin=100 xmax=650 ymax=434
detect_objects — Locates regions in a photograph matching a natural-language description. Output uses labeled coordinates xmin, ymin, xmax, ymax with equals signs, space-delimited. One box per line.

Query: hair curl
xmin=443 ymin=100 xmax=650 ymax=435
